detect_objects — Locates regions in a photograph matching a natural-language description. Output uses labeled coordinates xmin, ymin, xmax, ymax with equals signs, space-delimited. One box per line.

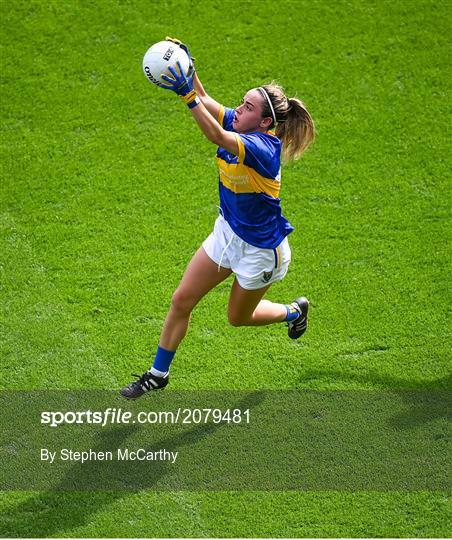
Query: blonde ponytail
xmin=260 ymin=82 xmax=315 ymax=161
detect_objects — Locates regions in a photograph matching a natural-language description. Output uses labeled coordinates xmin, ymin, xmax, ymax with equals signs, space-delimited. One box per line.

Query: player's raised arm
xmin=193 ymin=72 xmax=222 ymax=121
xmin=160 ymin=62 xmax=239 ymax=157
xmin=164 ymin=37 xmax=222 ymax=121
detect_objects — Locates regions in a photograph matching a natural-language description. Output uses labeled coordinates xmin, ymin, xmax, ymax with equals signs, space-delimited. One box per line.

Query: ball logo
xmin=163 ymin=47 xmax=175 ymax=61
xmin=144 ymin=66 xmax=161 ymax=86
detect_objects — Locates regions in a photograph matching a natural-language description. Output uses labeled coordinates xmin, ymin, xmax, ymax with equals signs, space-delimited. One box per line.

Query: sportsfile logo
xmin=163 ymin=47 xmax=174 ymax=61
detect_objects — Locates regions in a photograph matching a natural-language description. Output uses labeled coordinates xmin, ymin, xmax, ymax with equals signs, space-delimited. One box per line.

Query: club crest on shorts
xmin=262 ymin=270 xmax=273 ymax=283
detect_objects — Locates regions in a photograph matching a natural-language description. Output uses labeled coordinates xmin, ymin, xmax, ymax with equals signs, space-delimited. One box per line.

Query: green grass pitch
xmin=1 ymin=0 xmax=450 ymax=537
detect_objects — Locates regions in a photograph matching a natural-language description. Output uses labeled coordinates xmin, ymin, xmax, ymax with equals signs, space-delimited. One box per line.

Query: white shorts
xmin=202 ymin=215 xmax=291 ymax=290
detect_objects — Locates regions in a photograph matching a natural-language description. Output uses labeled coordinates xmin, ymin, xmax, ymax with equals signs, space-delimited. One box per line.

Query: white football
xmin=142 ymin=40 xmax=190 ymax=87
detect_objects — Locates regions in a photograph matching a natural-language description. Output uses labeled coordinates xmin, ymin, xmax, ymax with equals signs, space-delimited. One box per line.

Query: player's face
xmin=232 ymin=89 xmax=272 ymax=133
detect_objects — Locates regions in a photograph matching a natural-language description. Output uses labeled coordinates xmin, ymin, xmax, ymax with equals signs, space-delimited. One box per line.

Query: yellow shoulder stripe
xmin=218 ymin=105 xmax=225 ymax=126
xmin=234 ymin=134 xmax=246 ymax=163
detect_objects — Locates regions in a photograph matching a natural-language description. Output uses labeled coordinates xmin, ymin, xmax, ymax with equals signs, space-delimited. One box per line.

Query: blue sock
xmin=284 ymin=304 xmax=300 ymax=322
xmin=150 ymin=345 xmax=175 ymax=376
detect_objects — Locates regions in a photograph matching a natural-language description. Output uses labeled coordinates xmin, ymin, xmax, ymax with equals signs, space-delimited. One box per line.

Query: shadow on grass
xmin=0 ymin=391 xmax=265 ymax=538
xmin=299 ymin=370 xmax=451 ymax=428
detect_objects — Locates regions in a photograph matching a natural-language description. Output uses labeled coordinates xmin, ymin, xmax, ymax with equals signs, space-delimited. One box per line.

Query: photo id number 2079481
xmin=176 ymin=408 xmax=250 ymax=424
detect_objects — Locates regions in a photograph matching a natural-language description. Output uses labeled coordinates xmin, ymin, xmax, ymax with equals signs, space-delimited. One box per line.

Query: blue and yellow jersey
xmin=216 ymin=106 xmax=294 ymax=249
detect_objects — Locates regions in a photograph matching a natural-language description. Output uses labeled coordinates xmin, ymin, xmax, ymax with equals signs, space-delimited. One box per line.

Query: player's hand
xmin=165 ymin=36 xmax=195 ymax=76
xmin=161 ymin=61 xmax=194 ymax=96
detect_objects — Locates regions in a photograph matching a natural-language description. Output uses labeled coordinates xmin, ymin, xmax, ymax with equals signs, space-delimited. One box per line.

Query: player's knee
xmin=171 ymin=288 xmax=195 ymax=315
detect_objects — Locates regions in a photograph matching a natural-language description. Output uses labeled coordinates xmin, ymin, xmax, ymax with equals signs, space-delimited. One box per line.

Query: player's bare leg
xmin=159 ymin=247 xmax=232 ymax=350
xmin=227 ymin=279 xmax=282 ymax=326
xmin=121 ymin=248 xmax=231 ymax=398
xmin=227 ymin=278 xmax=309 ymax=334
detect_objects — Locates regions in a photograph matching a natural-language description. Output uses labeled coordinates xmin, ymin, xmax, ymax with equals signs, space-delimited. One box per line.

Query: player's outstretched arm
xmin=160 ymin=63 xmax=239 ymax=157
xmin=193 ymin=73 xmax=222 ymax=121
xmin=189 ymin=101 xmax=239 ymax=155
xmin=165 ymin=37 xmax=222 ymax=122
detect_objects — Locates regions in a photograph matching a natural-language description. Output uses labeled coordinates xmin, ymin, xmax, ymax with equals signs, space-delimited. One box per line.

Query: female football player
xmin=121 ymin=39 xmax=315 ymax=398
